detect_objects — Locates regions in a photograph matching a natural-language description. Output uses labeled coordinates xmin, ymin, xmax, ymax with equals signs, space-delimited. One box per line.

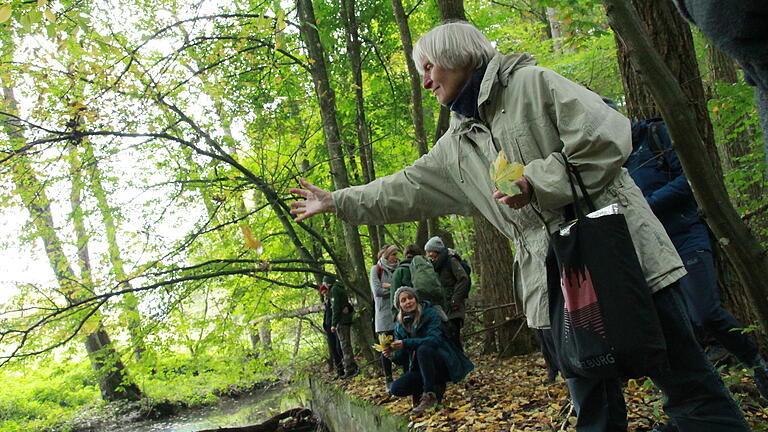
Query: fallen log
xmin=196 ymin=407 xmax=319 ymax=432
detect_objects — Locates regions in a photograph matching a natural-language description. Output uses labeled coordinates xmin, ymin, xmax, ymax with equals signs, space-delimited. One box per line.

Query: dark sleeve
xmin=392 ymin=325 xmax=409 ymax=366
xmin=644 ymin=124 xmax=692 ymax=212
xmin=449 ymin=257 xmax=470 ymax=305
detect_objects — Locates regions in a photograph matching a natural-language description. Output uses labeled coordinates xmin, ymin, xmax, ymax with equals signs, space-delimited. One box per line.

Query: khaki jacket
xmin=333 ymin=53 xmax=686 ymax=328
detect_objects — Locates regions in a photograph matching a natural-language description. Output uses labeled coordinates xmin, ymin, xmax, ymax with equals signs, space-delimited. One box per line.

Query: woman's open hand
xmin=289 ymin=178 xmax=336 ymax=222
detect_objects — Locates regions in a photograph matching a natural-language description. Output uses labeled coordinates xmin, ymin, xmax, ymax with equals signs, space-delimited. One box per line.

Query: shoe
xmin=652 ymin=423 xmax=678 ymax=432
xmin=385 ymin=378 xmax=394 ymax=393
xmin=411 ymin=393 xmax=420 ymax=408
xmin=705 ymin=345 xmax=731 ymax=365
xmin=411 ymin=392 xmax=437 ymax=416
xmin=752 ymin=358 xmax=768 ymax=399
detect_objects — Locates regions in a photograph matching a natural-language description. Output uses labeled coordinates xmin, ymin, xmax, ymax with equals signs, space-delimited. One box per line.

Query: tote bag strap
xmin=561 ymin=153 xmax=597 ymax=218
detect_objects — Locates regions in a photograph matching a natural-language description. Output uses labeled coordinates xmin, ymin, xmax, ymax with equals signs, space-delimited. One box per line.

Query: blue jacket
xmin=624 ymin=120 xmax=710 ymax=255
xmin=392 ymin=302 xmax=473 ymax=383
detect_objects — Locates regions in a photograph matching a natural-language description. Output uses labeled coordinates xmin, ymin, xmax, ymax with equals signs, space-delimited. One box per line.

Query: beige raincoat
xmin=333 ymin=53 xmax=686 ymax=328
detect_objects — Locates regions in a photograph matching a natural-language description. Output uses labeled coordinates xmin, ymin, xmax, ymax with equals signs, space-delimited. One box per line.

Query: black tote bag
xmin=546 ymin=157 xmax=668 ymax=379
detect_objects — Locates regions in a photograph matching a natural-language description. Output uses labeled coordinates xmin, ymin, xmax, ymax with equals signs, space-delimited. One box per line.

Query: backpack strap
xmin=376 ymin=263 xmax=383 ymax=281
xmin=647 ymin=119 xmax=672 ymax=176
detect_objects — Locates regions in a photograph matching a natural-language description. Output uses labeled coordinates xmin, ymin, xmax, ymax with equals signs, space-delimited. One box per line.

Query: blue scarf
xmin=448 ymin=64 xmax=488 ymax=120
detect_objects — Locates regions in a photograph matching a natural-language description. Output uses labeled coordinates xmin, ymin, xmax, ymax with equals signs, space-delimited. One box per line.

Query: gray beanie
xmin=393 ymin=286 xmax=419 ymax=310
xmin=424 ymin=236 xmax=445 ymax=252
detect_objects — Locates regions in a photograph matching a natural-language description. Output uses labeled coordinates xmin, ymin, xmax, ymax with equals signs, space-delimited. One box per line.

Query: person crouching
xmin=384 ymin=286 xmax=473 ymax=416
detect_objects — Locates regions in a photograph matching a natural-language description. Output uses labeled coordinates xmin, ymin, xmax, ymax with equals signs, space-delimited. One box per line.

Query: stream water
xmin=112 ymin=385 xmax=304 ymax=432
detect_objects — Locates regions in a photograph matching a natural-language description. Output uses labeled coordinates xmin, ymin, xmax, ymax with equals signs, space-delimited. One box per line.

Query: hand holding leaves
xmin=372 ymin=333 xmax=394 ymax=352
xmin=489 ymin=149 xmax=525 ymax=196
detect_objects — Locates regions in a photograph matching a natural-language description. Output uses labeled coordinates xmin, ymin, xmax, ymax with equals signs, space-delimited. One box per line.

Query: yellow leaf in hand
xmin=489 ymin=149 xmax=524 ymax=196
xmin=372 ymin=333 xmax=393 ymax=352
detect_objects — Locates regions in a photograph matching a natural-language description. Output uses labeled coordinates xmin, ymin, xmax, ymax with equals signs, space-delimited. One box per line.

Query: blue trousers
xmin=678 ymin=249 xmax=758 ymax=365
xmin=389 ymin=345 xmax=448 ymax=396
xmin=566 ymin=284 xmax=750 ymax=432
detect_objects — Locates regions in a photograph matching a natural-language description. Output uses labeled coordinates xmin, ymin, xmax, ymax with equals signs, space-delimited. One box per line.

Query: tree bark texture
xmin=341 ymin=0 xmax=382 ymax=255
xmin=613 ymin=0 xmax=722 ymax=178
xmin=602 ymin=0 xmax=768 ymax=335
xmin=296 ymin=0 xmax=375 ymax=361
xmin=391 ymin=0 xmax=434 ymax=251
xmin=472 ymin=215 xmax=535 ymax=357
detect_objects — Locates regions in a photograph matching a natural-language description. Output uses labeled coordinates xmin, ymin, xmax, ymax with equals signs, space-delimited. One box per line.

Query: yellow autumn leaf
xmin=0 ymin=5 xmax=11 ymax=24
xmin=371 ymin=333 xmax=393 ymax=352
xmin=489 ymin=148 xmax=524 ymax=196
xmin=38 ymin=0 xmax=46 ymax=8
xmin=240 ymin=224 xmax=261 ymax=250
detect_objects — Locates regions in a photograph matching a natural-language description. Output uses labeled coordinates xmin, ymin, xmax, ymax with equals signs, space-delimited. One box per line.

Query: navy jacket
xmin=624 ymin=120 xmax=710 ymax=255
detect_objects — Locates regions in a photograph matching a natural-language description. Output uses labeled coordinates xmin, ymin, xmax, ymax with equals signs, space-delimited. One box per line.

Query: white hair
xmin=413 ymin=21 xmax=497 ymax=75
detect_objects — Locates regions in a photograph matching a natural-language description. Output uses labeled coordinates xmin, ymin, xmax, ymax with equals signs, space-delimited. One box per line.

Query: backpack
xmin=630 ymin=118 xmax=673 ymax=177
xmin=409 ymin=255 xmax=446 ymax=309
xmin=449 ymin=250 xmax=472 ymax=294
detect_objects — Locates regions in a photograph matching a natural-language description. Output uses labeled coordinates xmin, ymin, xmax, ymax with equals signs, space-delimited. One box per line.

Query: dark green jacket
xmin=330 ymin=282 xmax=354 ymax=326
xmin=390 ymin=258 xmax=412 ymax=318
xmin=392 ymin=302 xmax=473 ymax=383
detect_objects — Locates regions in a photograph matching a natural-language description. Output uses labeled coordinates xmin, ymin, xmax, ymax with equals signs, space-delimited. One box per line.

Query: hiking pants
xmin=389 ymin=345 xmax=448 ymax=396
xmin=336 ymin=324 xmax=357 ymax=373
xmin=678 ymin=249 xmax=759 ymax=365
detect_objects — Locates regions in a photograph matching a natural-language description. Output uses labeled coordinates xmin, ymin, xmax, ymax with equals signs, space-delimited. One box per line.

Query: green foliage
xmin=0 ymin=360 xmax=99 ymax=432
xmin=1 ymin=0 xmax=765 ymax=430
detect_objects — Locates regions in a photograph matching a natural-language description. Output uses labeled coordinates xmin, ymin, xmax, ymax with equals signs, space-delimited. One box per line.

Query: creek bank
xmin=59 ymin=380 xmax=282 ymax=432
xmin=304 ymin=376 xmax=408 ymax=432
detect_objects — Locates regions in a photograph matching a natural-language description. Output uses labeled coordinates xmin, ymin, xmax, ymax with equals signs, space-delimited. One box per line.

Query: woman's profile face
xmin=399 ymin=292 xmax=417 ymax=313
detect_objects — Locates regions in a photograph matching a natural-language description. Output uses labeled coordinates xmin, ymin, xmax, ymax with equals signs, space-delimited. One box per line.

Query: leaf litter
xmin=329 ymin=352 xmax=768 ymax=431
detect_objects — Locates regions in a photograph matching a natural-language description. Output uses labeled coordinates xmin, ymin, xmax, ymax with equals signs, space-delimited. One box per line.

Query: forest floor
xmin=333 ymin=352 xmax=768 ymax=431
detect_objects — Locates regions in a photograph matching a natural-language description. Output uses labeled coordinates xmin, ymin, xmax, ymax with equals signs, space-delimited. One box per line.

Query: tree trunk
xmin=613 ymin=0 xmax=722 ymax=177
xmin=296 ymin=0 xmax=375 ymax=361
xmin=85 ymin=328 xmax=142 ymax=401
xmin=473 ymin=215 xmax=535 ymax=357
xmin=546 ymin=7 xmax=563 ymax=52
xmin=2 ymin=86 xmax=142 ymax=401
xmin=707 ymin=44 xmax=739 ymax=90
xmin=391 ymin=0 xmax=434 ymax=243
xmin=259 ymin=323 xmax=273 ymax=352
xmin=340 ymin=0 xmax=382 ymax=255
xmin=602 ymin=0 xmax=768 ymax=335
xmin=68 ymin=128 xmax=142 ymax=401
xmin=705 ymin=44 xmax=767 ymax=350
xmin=83 ymin=143 xmax=146 ymax=361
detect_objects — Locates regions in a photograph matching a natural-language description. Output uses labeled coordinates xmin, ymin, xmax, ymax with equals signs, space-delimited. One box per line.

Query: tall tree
xmin=2 ymin=87 xmax=141 ymax=400
xmin=390 ymin=0 xmax=438 ymax=247
xmin=473 ymin=215 xmax=533 ymax=356
xmin=296 ymin=0 xmax=375 ymax=359
xmin=613 ymin=0 xmax=721 ymax=177
xmin=82 ymin=143 xmax=146 ymax=361
xmin=602 ymin=0 xmax=768 ymax=334
xmin=340 ymin=0 xmax=383 ymax=255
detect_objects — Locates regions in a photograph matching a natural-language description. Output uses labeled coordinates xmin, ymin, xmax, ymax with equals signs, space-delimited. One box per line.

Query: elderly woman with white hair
xmin=290 ymin=21 xmax=749 ymax=431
